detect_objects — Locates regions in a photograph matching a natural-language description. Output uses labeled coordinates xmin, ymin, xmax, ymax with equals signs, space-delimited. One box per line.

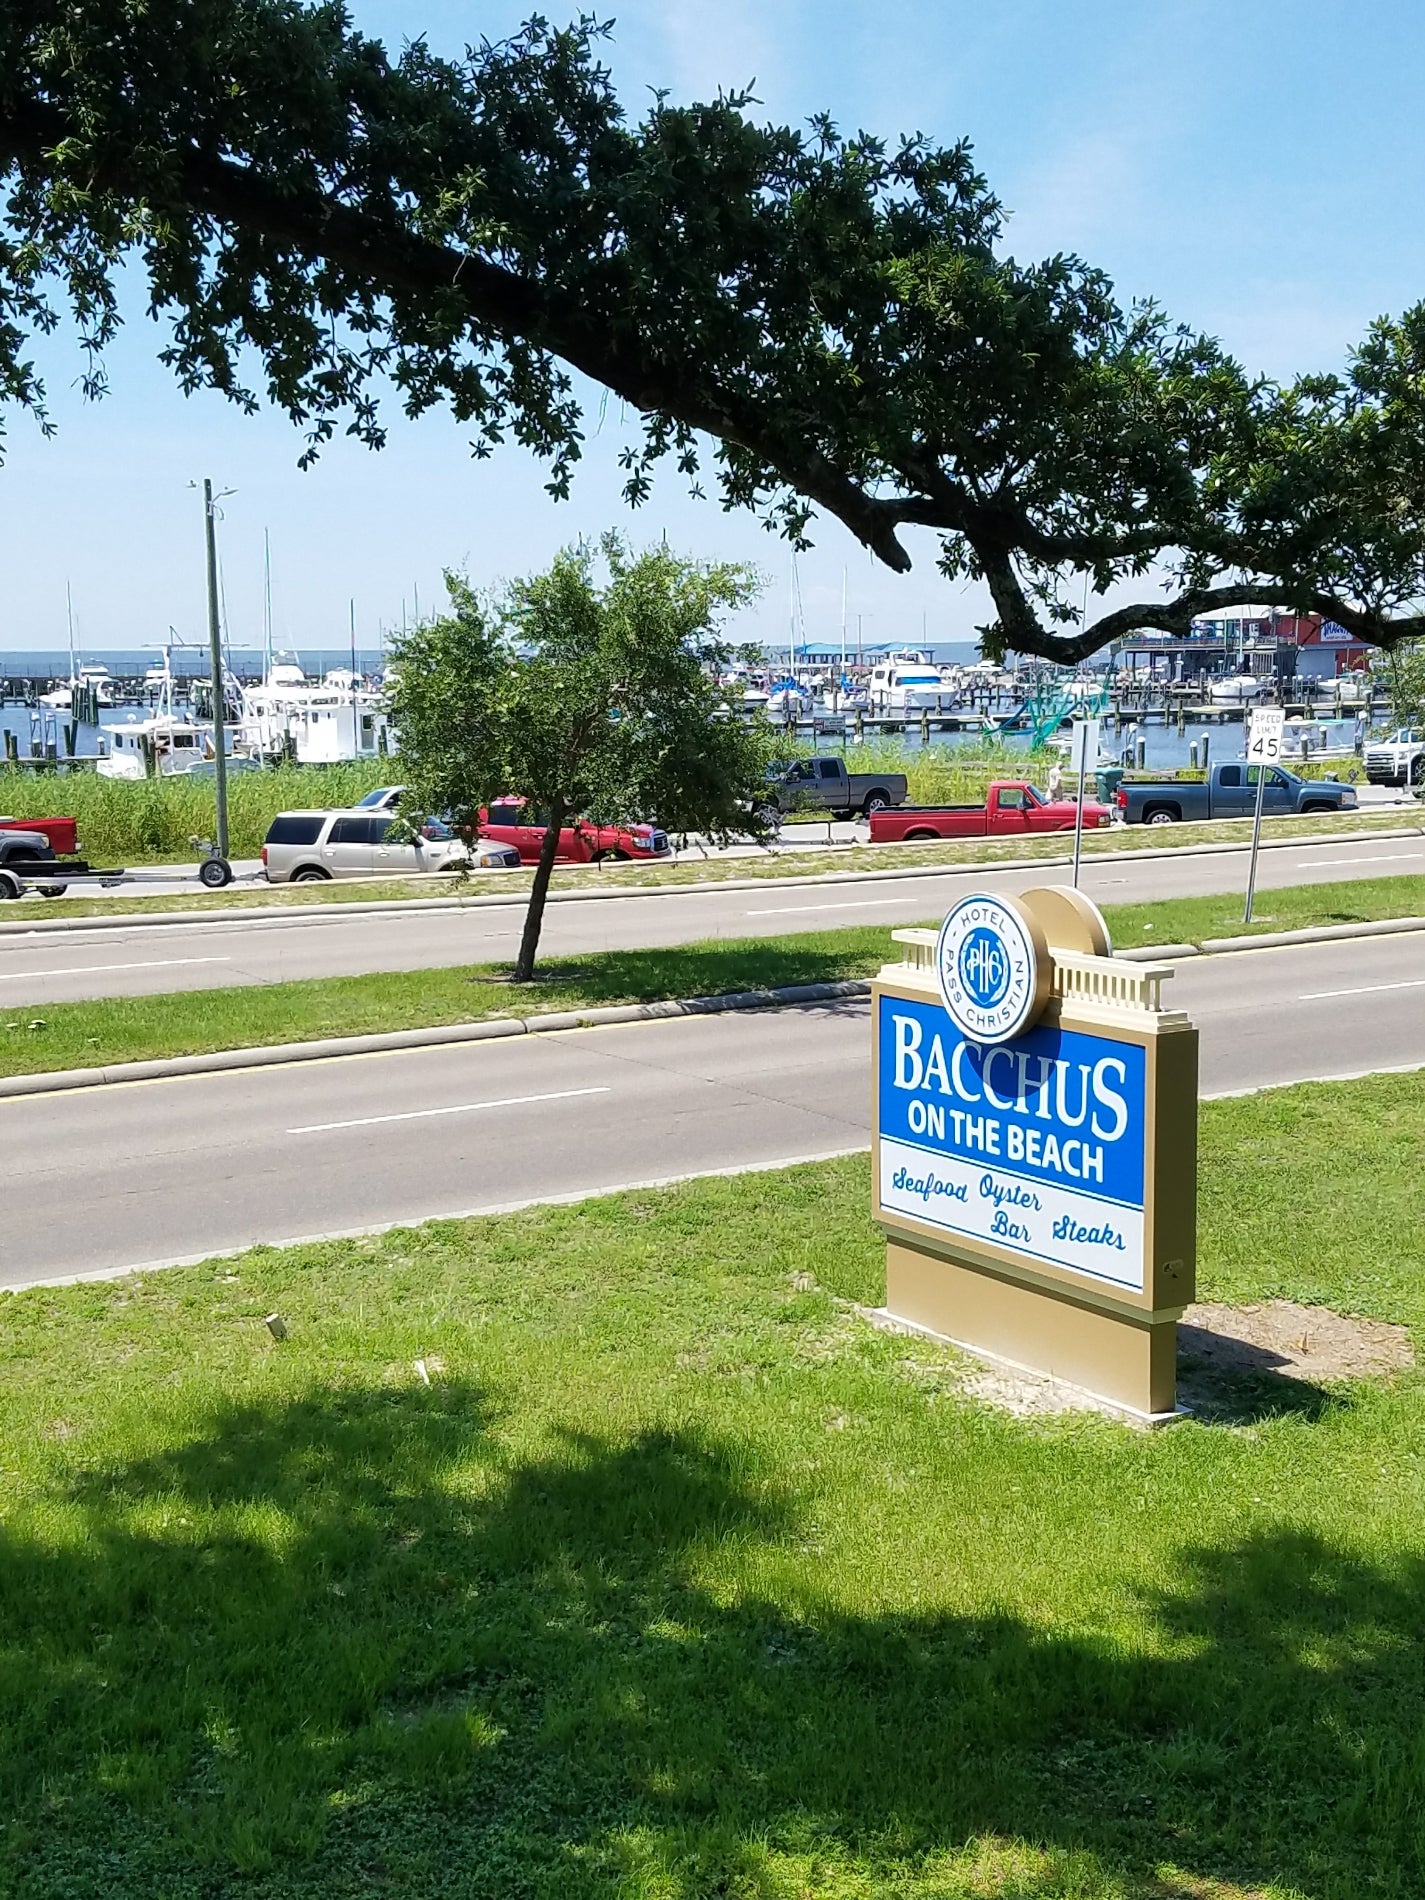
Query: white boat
xmin=98 ymin=657 xmax=245 ymax=779
xmin=867 ymin=659 xmax=955 ymax=713
xmin=241 ymin=669 xmax=390 ymax=762
xmin=1209 ymin=672 xmax=1268 ymax=703
xmin=1328 ymin=672 xmax=1372 ymax=706
xmin=98 ymin=712 xmax=219 ymax=779
xmin=41 ymin=662 xmax=116 ymax=711
xmin=815 ymin=678 xmax=867 ymax=714
xmin=766 ymin=678 xmax=813 ymax=718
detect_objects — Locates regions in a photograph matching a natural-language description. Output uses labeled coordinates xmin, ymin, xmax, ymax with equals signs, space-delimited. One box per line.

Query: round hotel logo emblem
xmin=935 ymin=894 xmax=1045 ymax=1044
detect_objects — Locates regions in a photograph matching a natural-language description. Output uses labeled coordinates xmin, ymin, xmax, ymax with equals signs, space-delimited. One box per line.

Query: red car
xmin=478 ymin=799 xmax=671 ymax=864
xmin=0 ymin=815 xmax=80 ymax=856
xmin=868 ymin=780 xmax=1113 ymax=843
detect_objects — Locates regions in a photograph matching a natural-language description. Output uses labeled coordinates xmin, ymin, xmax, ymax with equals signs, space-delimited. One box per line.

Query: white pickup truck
xmin=1363 ymin=728 xmax=1425 ymax=786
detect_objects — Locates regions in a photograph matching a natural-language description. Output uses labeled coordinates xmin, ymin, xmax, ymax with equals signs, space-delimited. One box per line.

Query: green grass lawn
xmin=0 ymin=1071 xmax=1422 ymax=1897
xmin=24 ymin=804 xmax=1422 ymax=919
xmin=4 ymin=876 xmax=1424 ymax=1081
xmin=0 ymin=930 xmax=895 ymax=1077
xmin=1105 ymin=872 xmax=1425 ymax=948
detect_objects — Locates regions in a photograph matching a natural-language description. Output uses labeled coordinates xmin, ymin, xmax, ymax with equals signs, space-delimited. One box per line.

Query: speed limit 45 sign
xmin=1247 ymin=707 xmax=1285 ymax=762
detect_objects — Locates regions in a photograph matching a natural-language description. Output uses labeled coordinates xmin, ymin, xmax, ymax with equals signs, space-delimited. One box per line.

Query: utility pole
xmin=202 ymin=479 xmax=230 ymax=857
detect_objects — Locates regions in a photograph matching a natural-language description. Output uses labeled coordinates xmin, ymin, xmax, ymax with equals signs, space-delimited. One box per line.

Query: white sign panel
xmin=1246 ymin=707 xmax=1285 ymax=763
xmin=876 ymin=996 xmax=1148 ymax=1293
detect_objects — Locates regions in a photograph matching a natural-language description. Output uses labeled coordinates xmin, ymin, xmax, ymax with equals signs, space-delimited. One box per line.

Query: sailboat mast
xmin=840 ymin=568 xmax=847 ymax=675
xmin=788 ymin=554 xmax=796 ymax=678
xmin=65 ymin=580 xmax=76 ymax=684
xmin=263 ymin=529 xmax=273 ymax=679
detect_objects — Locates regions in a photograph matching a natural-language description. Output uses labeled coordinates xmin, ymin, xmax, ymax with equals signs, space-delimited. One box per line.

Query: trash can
xmin=1095 ymin=766 xmax=1126 ymax=805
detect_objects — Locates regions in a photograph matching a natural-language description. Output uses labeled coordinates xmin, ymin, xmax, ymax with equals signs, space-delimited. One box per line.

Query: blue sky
xmin=3 ymin=0 xmax=1423 ymax=656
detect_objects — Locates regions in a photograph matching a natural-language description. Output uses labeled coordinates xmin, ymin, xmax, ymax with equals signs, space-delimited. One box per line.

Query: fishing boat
xmin=98 ymin=712 xmax=214 ymax=778
xmin=98 ymin=653 xmax=246 ymax=779
xmin=241 ymin=659 xmax=390 ymax=762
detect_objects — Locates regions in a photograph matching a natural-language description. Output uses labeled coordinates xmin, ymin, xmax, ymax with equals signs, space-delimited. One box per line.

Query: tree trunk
xmin=512 ymin=794 xmax=566 ymax=982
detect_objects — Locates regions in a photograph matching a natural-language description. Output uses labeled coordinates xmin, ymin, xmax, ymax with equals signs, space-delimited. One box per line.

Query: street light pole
xmin=202 ymin=478 xmax=230 ymax=858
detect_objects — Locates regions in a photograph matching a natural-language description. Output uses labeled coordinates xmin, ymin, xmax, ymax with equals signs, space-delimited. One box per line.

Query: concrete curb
xmin=1196 ymin=913 xmax=1425 ymax=953
xmin=1 ymin=820 xmax=1421 ymax=937
xmin=0 ymin=978 xmax=874 ymax=1099
xmin=1115 ymin=913 xmax=1425 ymax=959
xmin=5 ymin=906 xmax=1423 ymax=1100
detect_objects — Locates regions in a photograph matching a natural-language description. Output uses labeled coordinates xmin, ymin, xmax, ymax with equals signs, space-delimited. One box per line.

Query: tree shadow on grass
xmin=509 ymin=933 xmax=887 ymax=1005
xmin=1176 ymin=1323 xmax=1344 ymax=1425
xmin=0 ymin=1381 xmax=1420 ymax=1898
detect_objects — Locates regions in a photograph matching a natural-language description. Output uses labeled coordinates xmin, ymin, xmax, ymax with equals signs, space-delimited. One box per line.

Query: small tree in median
xmin=388 ymin=537 xmax=775 ymax=981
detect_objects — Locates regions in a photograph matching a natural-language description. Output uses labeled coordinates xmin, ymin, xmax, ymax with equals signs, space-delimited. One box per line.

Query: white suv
xmin=262 ymin=810 xmax=519 ymax=882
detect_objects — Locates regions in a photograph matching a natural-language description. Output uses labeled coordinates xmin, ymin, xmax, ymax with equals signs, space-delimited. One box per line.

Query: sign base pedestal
xmin=886 ymin=1239 xmax=1184 ymax=1421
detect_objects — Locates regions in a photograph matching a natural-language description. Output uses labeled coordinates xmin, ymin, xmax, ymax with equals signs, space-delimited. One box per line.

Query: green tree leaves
xmin=5 ymin=5 xmax=1425 ymax=658
xmin=386 ymin=537 xmax=774 ymax=979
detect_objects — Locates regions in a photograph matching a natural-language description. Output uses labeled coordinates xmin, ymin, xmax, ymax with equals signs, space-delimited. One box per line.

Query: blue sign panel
xmin=876 ymin=993 xmax=1148 ymax=1291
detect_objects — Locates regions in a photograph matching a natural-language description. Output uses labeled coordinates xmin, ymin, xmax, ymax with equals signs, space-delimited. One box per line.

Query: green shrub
xmin=0 ymin=761 xmax=391 ymax=861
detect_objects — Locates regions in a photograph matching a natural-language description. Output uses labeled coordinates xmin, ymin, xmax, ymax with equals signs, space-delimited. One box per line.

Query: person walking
xmin=1047 ymin=760 xmax=1065 ymax=801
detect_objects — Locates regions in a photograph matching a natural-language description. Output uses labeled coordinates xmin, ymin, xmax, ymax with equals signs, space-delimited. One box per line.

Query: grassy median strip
xmin=1105 ymin=870 xmax=1425 ymax=947
xmin=26 ymin=804 xmax=1424 ymax=918
xmin=3 ymin=875 xmax=1424 ymax=1080
xmin=0 ymin=1071 xmax=1422 ymax=1896
xmin=0 ymin=929 xmax=897 ymax=1077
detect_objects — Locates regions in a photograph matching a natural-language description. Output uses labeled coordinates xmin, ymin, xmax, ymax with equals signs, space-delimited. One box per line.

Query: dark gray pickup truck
xmin=1117 ymin=761 xmax=1358 ymax=825
xmin=762 ymin=755 xmax=909 ymax=819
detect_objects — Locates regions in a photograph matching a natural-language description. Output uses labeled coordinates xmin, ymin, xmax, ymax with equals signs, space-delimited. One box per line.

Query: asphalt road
xmin=1 ymin=830 xmax=1423 ymax=1005
xmin=6 ymin=930 xmax=1421 ymax=1287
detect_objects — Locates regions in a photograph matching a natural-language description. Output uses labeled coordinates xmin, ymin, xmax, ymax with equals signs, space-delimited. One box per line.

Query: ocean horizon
xmin=0 ymin=649 xmax=389 ymax=679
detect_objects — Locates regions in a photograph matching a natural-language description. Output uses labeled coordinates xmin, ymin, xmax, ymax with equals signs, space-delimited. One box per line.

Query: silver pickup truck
xmin=762 ymin=755 xmax=910 ymax=818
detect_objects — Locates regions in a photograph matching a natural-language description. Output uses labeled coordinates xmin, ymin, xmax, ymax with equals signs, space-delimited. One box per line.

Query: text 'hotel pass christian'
xmin=877 ymin=890 xmax=1149 ymax=1291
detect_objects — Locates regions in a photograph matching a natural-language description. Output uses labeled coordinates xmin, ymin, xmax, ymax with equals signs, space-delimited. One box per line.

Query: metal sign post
xmin=197 ymin=478 xmax=235 ymax=860
xmin=1069 ymin=716 xmax=1100 ymax=890
xmin=1243 ymin=707 xmax=1285 ymax=923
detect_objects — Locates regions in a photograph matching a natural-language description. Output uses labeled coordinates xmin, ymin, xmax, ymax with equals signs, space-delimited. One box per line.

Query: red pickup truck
xmin=0 ymin=815 xmax=80 ymax=856
xmin=479 ymin=799 xmax=672 ymax=864
xmin=868 ymin=780 xmax=1114 ymax=843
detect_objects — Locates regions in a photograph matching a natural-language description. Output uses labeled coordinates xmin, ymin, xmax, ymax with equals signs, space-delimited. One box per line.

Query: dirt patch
xmin=1178 ymin=1299 xmax=1414 ymax=1423
xmin=1179 ymin=1299 xmax=1413 ymax=1384
xmin=951 ymin=1357 xmax=1115 ymax=1421
xmin=863 ymin=1297 xmax=1413 ymax=1427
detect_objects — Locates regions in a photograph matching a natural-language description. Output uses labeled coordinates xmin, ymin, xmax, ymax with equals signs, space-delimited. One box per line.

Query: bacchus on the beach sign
xmin=871 ymin=890 xmax=1198 ymax=1421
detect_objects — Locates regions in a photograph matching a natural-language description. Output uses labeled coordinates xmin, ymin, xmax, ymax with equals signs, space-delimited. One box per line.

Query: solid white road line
xmin=1298 ymin=978 xmax=1425 ymax=1001
xmin=1304 ymin=852 xmax=1425 ymax=866
xmin=745 ymin=897 xmax=927 ymax=916
xmin=287 ymin=1084 xmax=611 ymax=1135
xmin=0 ymin=955 xmax=232 ymax=980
